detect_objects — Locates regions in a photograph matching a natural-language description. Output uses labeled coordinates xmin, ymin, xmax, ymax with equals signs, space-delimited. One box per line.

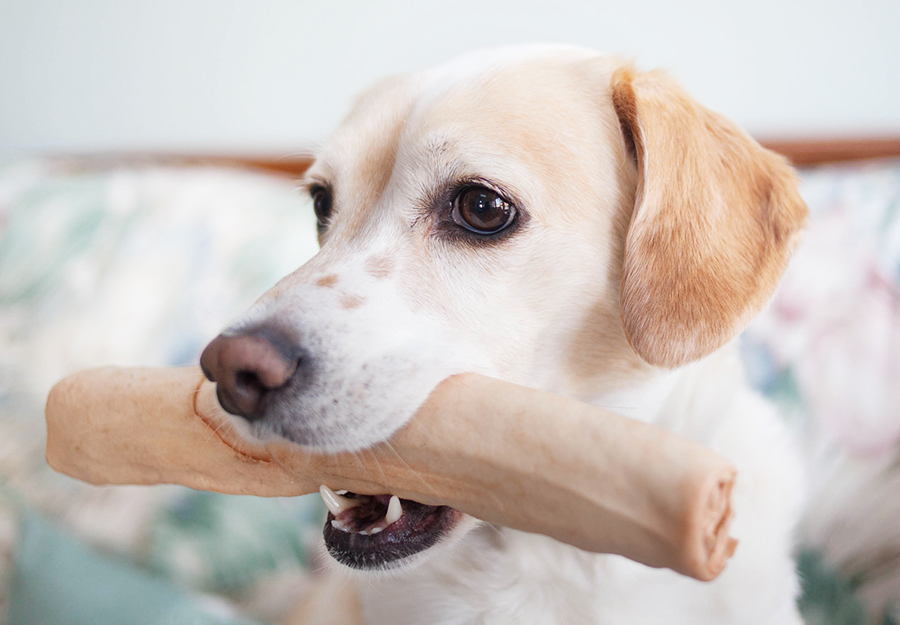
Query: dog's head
xmin=200 ymin=46 xmax=807 ymax=572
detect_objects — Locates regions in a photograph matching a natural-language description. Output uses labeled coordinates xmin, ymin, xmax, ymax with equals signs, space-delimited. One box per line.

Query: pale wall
xmin=1 ymin=0 xmax=898 ymax=157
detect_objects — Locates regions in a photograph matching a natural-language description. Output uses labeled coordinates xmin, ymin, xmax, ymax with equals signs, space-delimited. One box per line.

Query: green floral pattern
xmin=2 ymin=157 xmax=899 ymax=623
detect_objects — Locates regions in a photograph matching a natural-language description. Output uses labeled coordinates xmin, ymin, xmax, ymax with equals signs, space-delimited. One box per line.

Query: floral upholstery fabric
xmin=1 ymin=157 xmax=899 ymax=624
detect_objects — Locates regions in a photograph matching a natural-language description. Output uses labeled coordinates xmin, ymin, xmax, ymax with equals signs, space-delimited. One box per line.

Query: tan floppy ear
xmin=611 ymin=67 xmax=808 ymax=368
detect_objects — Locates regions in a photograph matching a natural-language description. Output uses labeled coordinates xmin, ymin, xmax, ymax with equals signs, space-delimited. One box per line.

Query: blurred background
xmin=1 ymin=1 xmax=900 ymax=625
xmin=2 ymin=0 xmax=899 ymax=157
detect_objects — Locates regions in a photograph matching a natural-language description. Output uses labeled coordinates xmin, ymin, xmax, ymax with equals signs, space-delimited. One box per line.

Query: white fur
xmin=356 ymin=349 xmax=805 ymax=625
xmin=220 ymin=46 xmax=806 ymax=624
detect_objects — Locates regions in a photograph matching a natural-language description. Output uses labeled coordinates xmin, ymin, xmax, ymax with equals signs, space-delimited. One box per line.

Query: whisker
xmin=202 ymin=417 xmax=230 ymax=445
xmin=480 ymin=520 xmax=507 ymax=543
xmin=365 ymin=447 xmax=388 ymax=485
xmin=190 ymin=306 xmax=229 ymax=326
xmin=334 ymin=570 xmax=352 ymax=598
xmin=351 ymin=449 xmax=367 ymax=481
xmin=382 ymin=439 xmax=438 ymax=498
xmin=266 ymin=447 xmax=294 ymax=477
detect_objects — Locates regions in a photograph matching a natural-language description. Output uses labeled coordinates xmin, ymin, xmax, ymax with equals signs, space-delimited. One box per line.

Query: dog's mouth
xmin=319 ymin=485 xmax=462 ymax=570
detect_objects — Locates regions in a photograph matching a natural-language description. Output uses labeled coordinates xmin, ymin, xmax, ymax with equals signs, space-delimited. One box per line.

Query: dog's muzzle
xmin=199 ymin=323 xmax=466 ymax=570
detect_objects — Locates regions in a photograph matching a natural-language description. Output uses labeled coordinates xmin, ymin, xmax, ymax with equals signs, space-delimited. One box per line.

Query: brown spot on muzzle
xmin=316 ymin=274 xmax=339 ymax=288
xmin=339 ymin=293 xmax=365 ymax=310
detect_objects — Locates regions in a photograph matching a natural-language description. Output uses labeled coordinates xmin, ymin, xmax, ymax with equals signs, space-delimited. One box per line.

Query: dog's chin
xmin=322 ymin=492 xmax=464 ymax=572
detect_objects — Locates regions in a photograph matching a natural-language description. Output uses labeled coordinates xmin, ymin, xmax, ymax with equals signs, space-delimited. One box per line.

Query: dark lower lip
xmin=323 ymin=501 xmax=462 ymax=570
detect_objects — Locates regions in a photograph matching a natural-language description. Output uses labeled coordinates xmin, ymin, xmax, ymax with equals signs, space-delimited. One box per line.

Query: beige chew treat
xmin=45 ymin=366 xmax=738 ymax=581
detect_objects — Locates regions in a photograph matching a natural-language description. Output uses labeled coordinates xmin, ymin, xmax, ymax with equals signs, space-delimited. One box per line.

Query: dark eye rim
xmin=450 ymin=184 xmax=518 ymax=236
xmin=309 ymin=184 xmax=333 ymax=233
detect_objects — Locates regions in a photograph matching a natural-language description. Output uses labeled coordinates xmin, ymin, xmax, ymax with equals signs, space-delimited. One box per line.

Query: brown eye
xmin=452 ymin=186 xmax=517 ymax=234
xmin=311 ymin=185 xmax=333 ymax=234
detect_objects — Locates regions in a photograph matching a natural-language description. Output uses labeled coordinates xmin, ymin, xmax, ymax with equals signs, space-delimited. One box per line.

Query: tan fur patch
xmin=365 ymin=255 xmax=394 ymax=279
xmin=339 ymin=293 xmax=365 ymax=310
xmin=420 ymin=58 xmax=624 ymax=228
xmin=412 ymin=55 xmax=647 ymax=385
xmin=565 ymin=299 xmax=655 ymax=395
xmin=612 ymin=66 xmax=808 ymax=368
xmin=317 ymin=76 xmax=416 ymax=242
xmin=316 ymin=274 xmax=339 ymax=288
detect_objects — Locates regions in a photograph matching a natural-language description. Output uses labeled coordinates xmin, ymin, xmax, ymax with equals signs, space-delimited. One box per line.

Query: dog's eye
xmin=452 ymin=186 xmax=517 ymax=235
xmin=310 ymin=185 xmax=333 ymax=234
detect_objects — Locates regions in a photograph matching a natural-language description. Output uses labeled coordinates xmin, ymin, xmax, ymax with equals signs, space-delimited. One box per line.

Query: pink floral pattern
xmin=746 ymin=160 xmax=900 ymax=459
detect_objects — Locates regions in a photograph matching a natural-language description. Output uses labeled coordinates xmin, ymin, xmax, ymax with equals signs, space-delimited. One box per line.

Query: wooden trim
xmin=222 ymin=137 xmax=900 ymax=171
xmin=63 ymin=137 xmax=900 ymax=177
xmin=758 ymin=137 xmax=900 ymax=165
xmin=61 ymin=152 xmax=316 ymax=177
xmin=199 ymin=154 xmax=315 ymax=176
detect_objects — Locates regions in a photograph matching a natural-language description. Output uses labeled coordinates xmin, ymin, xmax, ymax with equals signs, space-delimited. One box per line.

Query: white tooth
xmin=335 ymin=490 xmax=349 ymax=496
xmin=331 ymin=519 xmax=352 ymax=533
xmin=385 ymin=495 xmax=402 ymax=525
xmin=319 ymin=485 xmax=361 ymax=515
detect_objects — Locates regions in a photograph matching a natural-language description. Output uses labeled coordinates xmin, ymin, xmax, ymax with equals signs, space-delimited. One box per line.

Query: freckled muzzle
xmin=199 ymin=248 xmax=478 ymax=569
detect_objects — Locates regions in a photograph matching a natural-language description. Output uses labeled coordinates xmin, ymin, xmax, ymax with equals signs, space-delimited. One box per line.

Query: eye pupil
xmin=453 ymin=186 xmax=515 ymax=234
xmin=311 ymin=186 xmax=332 ymax=233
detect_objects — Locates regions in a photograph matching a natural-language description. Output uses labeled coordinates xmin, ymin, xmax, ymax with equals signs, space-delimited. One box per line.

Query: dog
xmin=200 ymin=45 xmax=809 ymax=624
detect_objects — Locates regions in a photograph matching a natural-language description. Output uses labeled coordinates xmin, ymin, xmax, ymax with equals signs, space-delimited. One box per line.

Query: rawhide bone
xmin=45 ymin=366 xmax=738 ymax=581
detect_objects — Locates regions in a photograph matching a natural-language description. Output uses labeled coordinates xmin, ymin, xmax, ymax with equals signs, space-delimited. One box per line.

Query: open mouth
xmin=319 ymin=485 xmax=462 ymax=570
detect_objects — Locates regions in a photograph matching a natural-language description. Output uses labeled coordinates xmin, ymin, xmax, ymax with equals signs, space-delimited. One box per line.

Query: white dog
xmin=200 ymin=45 xmax=808 ymax=624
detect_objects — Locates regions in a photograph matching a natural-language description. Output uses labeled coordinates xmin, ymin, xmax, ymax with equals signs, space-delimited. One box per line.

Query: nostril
xmin=199 ymin=324 xmax=302 ymax=421
xmin=235 ymin=369 xmax=263 ymax=394
xmin=222 ymin=369 xmax=268 ymax=421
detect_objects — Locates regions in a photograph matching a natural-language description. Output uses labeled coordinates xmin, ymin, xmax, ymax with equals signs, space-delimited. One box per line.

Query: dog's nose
xmin=199 ymin=326 xmax=301 ymax=420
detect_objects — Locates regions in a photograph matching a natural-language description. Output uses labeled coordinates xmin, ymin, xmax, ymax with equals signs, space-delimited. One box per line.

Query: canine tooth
xmin=319 ymin=485 xmax=361 ymax=515
xmin=385 ymin=495 xmax=402 ymax=525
